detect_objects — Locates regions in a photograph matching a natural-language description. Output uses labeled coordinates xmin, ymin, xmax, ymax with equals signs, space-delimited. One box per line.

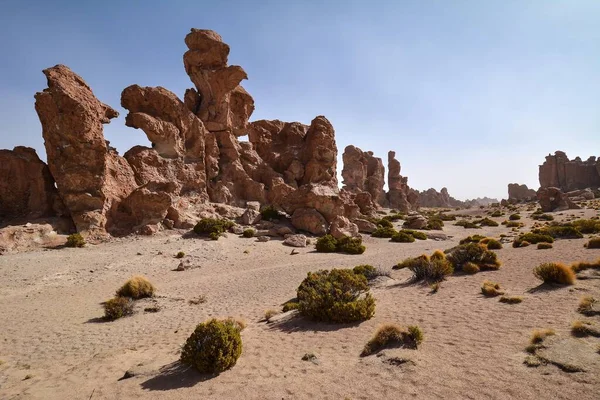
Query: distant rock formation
xmin=341 ymin=145 xmax=386 ymax=206
xmin=539 ymin=151 xmax=600 ymax=192
xmin=508 ymin=183 xmax=537 ymax=202
xmin=417 ymin=187 xmax=498 ymax=208
xmin=387 ymin=151 xmax=416 ymax=212
xmin=0 ymin=147 xmax=65 ymax=219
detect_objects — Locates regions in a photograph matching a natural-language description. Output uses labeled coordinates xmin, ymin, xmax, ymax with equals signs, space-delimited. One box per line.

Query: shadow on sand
xmin=140 ymin=361 xmax=215 ymax=391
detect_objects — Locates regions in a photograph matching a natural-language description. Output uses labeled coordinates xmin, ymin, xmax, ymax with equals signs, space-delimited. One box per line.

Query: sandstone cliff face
xmin=341 ymin=145 xmax=386 ymax=207
xmin=508 ymin=183 xmax=536 ymax=202
xmin=34 ymin=65 xmax=137 ymax=234
xmin=539 ymin=151 xmax=600 ymax=192
xmin=387 ymin=151 xmax=414 ymax=212
xmin=0 ymin=147 xmax=65 ymax=219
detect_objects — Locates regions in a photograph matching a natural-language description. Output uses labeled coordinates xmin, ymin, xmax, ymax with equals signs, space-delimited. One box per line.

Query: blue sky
xmin=1 ymin=0 xmax=599 ymax=200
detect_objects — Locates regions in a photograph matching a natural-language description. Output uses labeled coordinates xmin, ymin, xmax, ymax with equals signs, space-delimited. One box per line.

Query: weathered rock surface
xmin=539 ymin=151 xmax=600 ymax=192
xmin=403 ymin=214 xmax=428 ymax=230
xmin=34 ymin=65 xmax=137 ymax=234
xmin=387 ymin=151 xmax=412 ymax=212
xmin=566 ymin=188 xmax=595 ymax=201
xmin=508 ymin=183 xmax=537 ymax=202
xmin=329 ymin=216 xmax=360 ymax=239
xmin=283 ymin=234 xmax=307 ymax=247
xmin=342 ymin=145 xmax=386 ymax=206
xmin=537 ymin=187 xmax=580 ymax=212
xmin=534 ymin=336 xmax=600 ymax=373
xmin=0 ymin=147 xmax=65 ymax=219
xmin=354 ymin=218 xmax=377 ymax=233
xmin=291 ymin=208 xmax=328 ymax=236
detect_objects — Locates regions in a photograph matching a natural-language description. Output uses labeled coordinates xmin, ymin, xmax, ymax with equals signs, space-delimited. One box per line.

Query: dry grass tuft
xmin=585 ymin=237 xmax=600 ymax=249
xmin=499 ymin=296 xmax=523 ymax=304
xmin=116 ymin=276 xmax=155 ymax=299
xmin=264 ymin=309 xmax=278 ymax=322
xmin=533 ymin=263 xmax=575 ymax=285
xmin=361 ymin=324 xmax=424 ymax=356
xmin=481 ymin=280 xmax=503 ymax=297
xmin=577 ymin=295 xmax=597 ymax=316
xmin=537 ymin=243 xmax=553 ymax=250
xmin=571 ymin=258 xmax=600 ymax=272
xmin=530 ymin=329 xmax=555 ymax=345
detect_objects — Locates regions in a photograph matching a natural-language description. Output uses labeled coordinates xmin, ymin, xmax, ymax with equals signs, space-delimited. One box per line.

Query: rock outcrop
xmin=0 ymin=147 xmax=65 ymax=220
xmin=34 ymin=65 xmax=137 ymax=234
xmin=341 ymin=145 xmax=386 ymax=206
xmin=387 ymin=151 xmax=415 ymax=212
xmin=537 ymin=187 xmax=580 ymax=212
xmin=508 ymin=183 xmax=537 ymax=202
xmin=539 ymin=151 xmax=600 ymax=192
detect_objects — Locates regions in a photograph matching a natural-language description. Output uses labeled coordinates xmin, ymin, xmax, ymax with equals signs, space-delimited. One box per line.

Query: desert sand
xmin=0 ymin=204 xmax=599 ymax=400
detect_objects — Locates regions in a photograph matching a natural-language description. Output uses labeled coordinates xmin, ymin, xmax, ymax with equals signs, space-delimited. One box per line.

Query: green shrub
xmin=459 ymin=235 xmax=486 ymax=244
xmin=372 ymin=226 xmax=397 ymax=238
xmin=116 ymin=276 xmax=155 ymax=299
xmin=180 ymin=318 xmax=243 ymax=373
xmin=361 ymin=324 xmax=423 ymax=356
xmin=513 ymin=232 xmax=554 ymax=248
xmin=315 ymin=234 xmax=337 ymax=252
xmin=586 ymin=237 xmax=600 ymax=249
xmin=509 ymin=214 xmax=521 ymax=221
xmin=375 ymin=218 xmax=394 ymax=228
xmin=499 ymin=296 xmax=523 ymax=304
xmin=194 ymin=218 xmax=234 ymax=236
xmin=438 ymin=213 xmax=456 ymax=221
xmin=477 ymin=218 xmax=499 ymax=227
xmin=532 ymin=213 xmax=554 ymax=221
xmin=572 ymin=219 xmax=600 ymax=234
xmin=297 ymin=269 xmax=375 ymax=323
xmin=352 ymin=265 xmax=377 ymax=280
xmin=402 ymin=230 xmax=427 ymax=240
xmin=533 ymin=262 xmax=575 ymax=285
xmin=382 ymin=213 xmax=404 ymax=222
xmin=66 ymin=233 xmax=85 ymax=248
xmin=242 ymin=228 xmax=255 ymax=238
xmin=537 ymin=243 xmax=553 ymax=250
xmin=209 ymin=231 xmax=221 ymax=241
xmin=282 ymin=301 xmax=299 ymax=312
xmin=337 ymin=236 xmax=366 ymax=254
xmin=395 ymin=252 xmax=453 ymax=282
xmin=426 ymin=218 xmax=444 ymax=230
xmin=391 ymin=231 xmax=415 ymax=243
xmin=482 ymin=238 xmax=503 ymax=250
xmin=446 ymin=243 xmax=501 ymax=272
xmin=505 ymin=221 xmax=523 ymax=228
xmin=176 ymin=251 xmax=185 ymax=258
xmin=491 ymin=210 xmax=503 ymax=217
xmin=103 ymin=297 xmax=134 ymax=320
xmin=260 ymin=205 xmax=281 ymax=221
xmin=533 ymin=224 xmax=582 ymax=239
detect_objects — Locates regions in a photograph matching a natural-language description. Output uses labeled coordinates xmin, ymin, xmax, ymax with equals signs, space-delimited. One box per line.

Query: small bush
xmin=66 ymin=233 xmax=85 ymax=248
xmin=509 ymin=214 xmax=521 ymax=221
xmin=430 ymin=282 xmax=440 ymax=293
xmin=337 ymin=236 xmax=366 ymax=254
xmin=532 ymin=213 xmax=554 ymax=221
xmin=585 ymin=237 xmax=600 ymax=249
xmin=282 ymin=300 xmax=299 ymax=312
xmin=459 ymin=235 xmax=486 ymax=245
xmin=499 ymin=296 xmax=522 ymax=304
xmin=438 ymin=213 xmax=456 ymax=221
xmin=530 ymin=329 xmax=555 ymax=346
xmin=402 ymin=230 xmax=427 ymax=240
xmin=446 ymin=243 xmax=501 ymax=272
xmin=533 ymin=262 xmax=575 ymax=285
xmin=578 ymin=296 xmax=597 ymax=316
xmin=478 ymin=217 xmax=499 ymax=227
xmin=571 ymin=320 xmax=599 ymax=337
xmin=383 ymin=213 xmax=405 ymax=222
xmin=352 ymin=264 xmax=384 ymax=280
xmin=315 ymin=234 xmax=337 ymax=252
xmin=242 ymin=229 xmax=255 ymax=238
xmin=391 ymin=231 xmax=415 ymax=243
xmin=537 ymin=242 xmax=553 ymax=250
xmin=426 ymin=218 xmax=444 ymax=230
xmin=396 ymin=252 xmax=453 ymax=282
xmin=572 ymin=219 xmax=600 ymax=234
xmin=264 ymin=309 xmax=278 ymax=322
xmin=297 ymin=269 xmax=375 ymax=323
xmin=481 ymin=280 xmax=503 ymax=297
xmin=462 ymin=262 xmax=480 ymax=274
xmin=103 ymin=297 xmax=134 ymax=320
xmin=491 ymin=210 xmax=503 ymax=217
xmin=455 ymin=220 xmax=480 ymax=229
xmin=209 ymin=231 xmax=221 ymax=240
xmin=372 ymin=226 xmax=397 ymax=238
xmin=361 ymin=324 xmax=423 ymax=356
xmin=194 ymin=218 xmax=234 ymax=236
xmin=176 ymin=251 xmax=185 ymax=258
xmin=116 ymin=276 xmax=155 ymax=299
xmin=260 ymin=205 xmax=280 ymax=221
xmin=571 ymin=258 xmax=600 ymax=272
xmin=180 ymin=318 xmax=243 ymax=373
xmin=483 ymin=238 xmax=503 ymax=250
xmin=513 ymin=232 xmax=553 ymax=248
xmin=534 ymin=224 xmax=582 ymax=239
xmin=375 ymin=218 xmax=394 ymax=228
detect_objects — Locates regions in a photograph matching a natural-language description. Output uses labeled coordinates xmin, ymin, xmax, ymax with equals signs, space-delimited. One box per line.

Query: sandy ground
xmin=0 ymin=205 xmax=599 ymax=400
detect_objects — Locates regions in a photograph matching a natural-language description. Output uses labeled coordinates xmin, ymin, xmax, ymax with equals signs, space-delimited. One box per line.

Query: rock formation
xmin=387 ymin=151 xmax=415 ymax=212
xmin=508 ymin=183 xmax=537 ymax=202
xmin=539 ymin=151 xmax=600 ymax=192
xmin=537 ymin=187 xmax=580 ymax=212
xmin=0 ymin=147 xmax=65 ymax=219
xmin=34 ymin=65 xmax=137 ymax=234
xmin=341 ymin=145 xmax=386 ymax=206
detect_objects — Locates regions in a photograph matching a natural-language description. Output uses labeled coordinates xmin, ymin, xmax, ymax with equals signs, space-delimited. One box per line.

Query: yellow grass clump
xmin=116 ymin=276 xmax=155 ymax=299
xmin=533 ymin=263 xmax=575 ymax=285
xmin=481 ymin=280 xmax=503 ymax=297
xmin=361 ymin=324 xmax=424 ymax=356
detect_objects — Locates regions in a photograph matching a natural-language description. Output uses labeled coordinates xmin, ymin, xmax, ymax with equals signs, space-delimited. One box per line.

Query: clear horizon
xmin=1 ymin=0 xmax=599 ymax=201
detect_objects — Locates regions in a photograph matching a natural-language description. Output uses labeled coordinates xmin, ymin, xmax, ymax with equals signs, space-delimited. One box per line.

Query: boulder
xmin=0 ymin=147 xmax=65 ymax=219
xmin=241 ymin=208 xmax=261 ymax=225
xmin=354 ymin=218 xmax=377 ymax=233
xmin=537 ymin=187 xmax=580 ymax=212
xmin=34 ymin=65 xmax=137 ymax=234
xmin=291 ymin=208 xmax=328 ymax=235
xmin=283 ymin=234 xmax=307 ymax=248
xmin=329 ymin=216 xmax=360 ymax=239
xmin=403 ymin=214 xmax=428 ymax=230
